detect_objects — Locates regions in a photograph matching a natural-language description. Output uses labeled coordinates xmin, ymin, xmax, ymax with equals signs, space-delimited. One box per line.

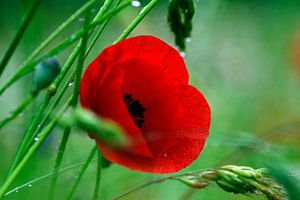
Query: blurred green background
xmin=0 ymin=0 xmax=300 ymax=199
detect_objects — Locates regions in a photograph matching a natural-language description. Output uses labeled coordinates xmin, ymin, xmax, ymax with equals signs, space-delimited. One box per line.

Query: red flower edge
xmin=80 ymin=35 xmax=211 ymax=173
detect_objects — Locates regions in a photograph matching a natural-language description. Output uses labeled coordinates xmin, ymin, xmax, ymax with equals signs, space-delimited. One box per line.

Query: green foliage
xmin=0 ymin=0 xmax=300 ymax=199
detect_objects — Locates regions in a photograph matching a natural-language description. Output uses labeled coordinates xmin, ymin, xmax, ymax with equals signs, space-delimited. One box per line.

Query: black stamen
xmin=123 ymin=92 xmax=146 ymax=128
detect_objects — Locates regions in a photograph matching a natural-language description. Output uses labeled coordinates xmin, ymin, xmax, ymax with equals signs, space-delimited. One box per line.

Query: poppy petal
xmin=96 ymin=85 xmax=210 ymax=173
xmin=80 ymin=35 xmax=211 ymax=173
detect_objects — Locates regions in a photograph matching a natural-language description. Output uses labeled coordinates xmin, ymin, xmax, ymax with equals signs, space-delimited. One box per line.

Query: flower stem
xmin=24 ymin=72 xmax=76 ymax=154
xmin=0 ymin=92 xmax=37 ymax=130
xmin=48 ymin=5 xmax=92 ymax=198
xmin=6 ymin=0 xmax=127 ymax=173
xmin=5 ymin=157 xmax=98 ymax=197
xmin=0 ymin=98 xmax=72 ymax=198
xmin=85 ymin=0 xmax=122 ymax=57
xmin=0 ymin=0 xmax=42 ymax=77
xmin=114 ymin=0 xmax=160 ymax=44
xmin=0 ymin=0 xmax=97 ymax=96
xmin=47 ymin=128 xmax=71 ymax=200
xmin=66 ymin=145 xmax=98 ymax=200
xmin=7 ymin=94 xmax=51 ymax=175
xmin=0 ymin=0 xmax=130 ymax=97
xmin=92 ymin=151 xmax=102 ymax=200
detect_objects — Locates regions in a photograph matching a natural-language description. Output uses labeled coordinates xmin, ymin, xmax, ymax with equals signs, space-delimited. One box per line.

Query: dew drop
xmin=34 ymin=137 xmax=39 ymax=141
xmin=68 ymin=82 xmax=74 ymax=87
xmin=288 ymin=172 xmax=297 ymax=177
xmin=186 ymin=37 xmax=192 ymax=43
xmin=15 ymin=188 xmax=19 ymax=193
xmin=163 ymin=152 xmax=167 ymax=157
xmin=79 ymin=17 xmax=85 ymax=22
xmin=131 ymin=0 xmax=141 ymax=7
xmin=28 ymin=184 xmax=32 ymax=187
xmin=180 ymin=51 xmax=186 ymax=57
xmin=70 ymin=34 xmax=76 ymax=40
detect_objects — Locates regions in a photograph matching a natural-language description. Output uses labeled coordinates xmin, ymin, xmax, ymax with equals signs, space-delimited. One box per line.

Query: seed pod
xmin=33 ymin=58 xmax=60 ymax=91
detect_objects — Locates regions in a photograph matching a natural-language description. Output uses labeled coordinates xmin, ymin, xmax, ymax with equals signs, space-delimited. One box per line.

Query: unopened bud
xmin=61 ymin=109 xmax=128 ymax=147
xmin=178 ymin=176 xmax=209 ymax=189
xmin=168 ymin=0 xmax=195 ymax=51
xmin=33 ymin=58 xmax=60 ymax=91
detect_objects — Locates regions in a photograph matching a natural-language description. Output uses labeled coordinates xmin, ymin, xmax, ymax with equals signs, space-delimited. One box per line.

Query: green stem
xmin=5 ymin=157 xmax=97 ymax=197
xmin=66 ymin=145 xmax=98 ymax=200
xmin=25 ymin=73 xmax=76 ymax=155
xmin=72 ymin=12 xmax=90 ymax=107
xmin=112 ymin=170 xmax=206 ymax=200
xmin=85 ymin=20 xmax=109 ymax=58
xmin=7 ymin=0 xmax=128 ymax=174
xmin=7 ymin=95 xmax=51 ymax=175
xmin=114 ymin=0 xmax=160 ymax=44
xmin=92 ymin=150 xmax=102 ymax=200
xmin=50 ymin=0 xmax=131 ymax=91
xmin=0 ymin=92 xmax=37 ymax=130
xmin=48 ymin=5 xmax=92 ymax=199
xmin=0 ymin=98 xmax=72 ymax=198
xmin=0 ymin=0 xmax=96 ymax=96
xmin=31 ymin=0 xmax=96 ymax=60
xmin=48 ymin=128 xmax=71 ymax=200
xmin=85 ymin=0 xmax=121 ymax=57
xmin=0 ymin=0 xmax=131 ymax=96
xmin=0 ymin=0 xmax=42 ymax=77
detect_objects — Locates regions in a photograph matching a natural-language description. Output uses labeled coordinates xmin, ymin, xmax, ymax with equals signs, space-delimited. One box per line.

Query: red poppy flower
xmin=79 ymin=35 xmax=210 ymax=173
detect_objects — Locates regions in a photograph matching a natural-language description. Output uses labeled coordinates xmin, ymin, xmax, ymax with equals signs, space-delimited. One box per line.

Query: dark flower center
xmin=123 ymin=92 xmax=146 ymax=128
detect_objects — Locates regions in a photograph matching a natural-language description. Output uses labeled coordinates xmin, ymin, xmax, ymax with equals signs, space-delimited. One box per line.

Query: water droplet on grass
xmin=180 ymin=51 xmax=186 ymax=57
xmin=28 ymin=184 xmax=32 ymax=187
xmin=68 ymin=82 xmax=74 ymax=87
xmin=131 ymin=0 xmax=141 ymax=7
xmin=34 ymin=137 xmax=39 ymax=141
xmin=70 ymin=34 xmax=76 ymax=40
xmin=288 ymin=172 xmax=298 ymax=177
xmin=186 ymin=37 xmax=192 ymax=43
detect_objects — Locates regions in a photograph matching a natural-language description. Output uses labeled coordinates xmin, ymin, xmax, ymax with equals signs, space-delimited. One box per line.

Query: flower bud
xmin=201 ymin=170 xmax=219 ymax=181
xmin=178 ymin=176 xmax=209 ymax=189
xmin=33 ymin=58 xmax=60 ymax=91
xmin=61 ymin=109 xmax=128 ymax=147
xmin=168 ymin=0 xmax=195 ymax=51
